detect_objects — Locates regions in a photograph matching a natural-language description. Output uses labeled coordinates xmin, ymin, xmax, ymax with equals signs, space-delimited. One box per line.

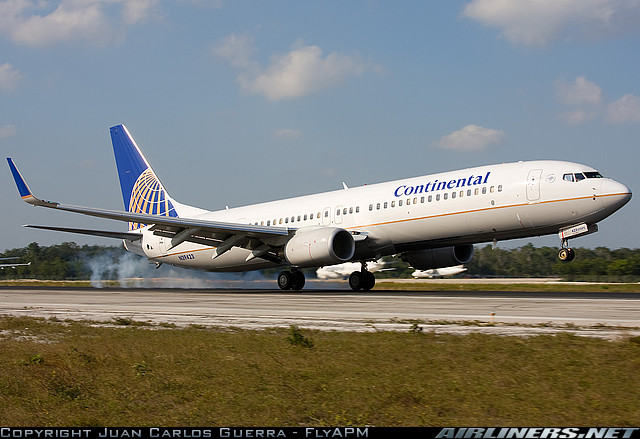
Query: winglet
xmin=6 ymin=158 xmax=58 ymax=207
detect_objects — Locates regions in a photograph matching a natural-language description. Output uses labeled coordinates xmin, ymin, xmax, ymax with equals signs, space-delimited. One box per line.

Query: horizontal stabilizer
xmin=24 ymin=225 xmax=143 ymax=241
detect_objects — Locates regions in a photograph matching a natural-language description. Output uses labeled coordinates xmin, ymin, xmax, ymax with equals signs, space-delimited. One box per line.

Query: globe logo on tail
xmin=128 ymin=168 xmax=177 ymax=230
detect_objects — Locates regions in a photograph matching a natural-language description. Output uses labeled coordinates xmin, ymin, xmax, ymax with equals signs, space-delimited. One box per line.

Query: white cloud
xmin=462 ymin=0 xmax=640 ymax=46
xmin=555 ymin=77 xmax=603 ymax=107
xmin=434 ymin=125 xmax=506 ymax=151
xmin=240 ymin=45 xmax=369 ymax=101
xmin=0 ymin=125 xmax=17 ymax=139
xmin=606 ymin=94 xmax=640 ymax=123
xmin=555 ymin=76 xmax=640 ymax=125
xmin=0 ymin=0 xmax=159 ymax=47
xmin=273 ymin=128 xmax=302 ymax=140
xmin=0 ymin=63 xmax=22 ymax=92
xmin=213 ymin=35 xmax=378 ymax=101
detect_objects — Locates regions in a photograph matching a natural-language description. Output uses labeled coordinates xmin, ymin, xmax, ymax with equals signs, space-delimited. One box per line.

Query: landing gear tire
xmin=362 ymin=271 xmax=375 ymax=291
xmin=291 ymin=270 xmax=305 ymax=290
xmin=349 ymin=271 xmax=364 ymax=291
xmin=349 ymin=270 xmax=376 ymax=291
xmin=277 ymin=271 xmax=293 ymax=290
xmin=558 ymin=247 xmax=575 ymax=262
xmin=277 ymin=270 xmax=306 ymax=290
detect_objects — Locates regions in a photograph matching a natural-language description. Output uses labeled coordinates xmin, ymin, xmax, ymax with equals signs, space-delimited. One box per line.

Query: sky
xmin=1 ymin=0 xmax=639 ymax=253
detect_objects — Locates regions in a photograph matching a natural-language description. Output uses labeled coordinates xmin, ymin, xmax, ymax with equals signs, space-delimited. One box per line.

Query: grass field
xmin=1 ymin=316 xmax=639 ymax=426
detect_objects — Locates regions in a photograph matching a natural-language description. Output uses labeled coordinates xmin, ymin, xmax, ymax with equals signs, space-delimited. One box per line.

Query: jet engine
xmin=401 ymin=244 xmax=474 ymax=270
xmin=284 ymin=227 xmax=355 ymax=267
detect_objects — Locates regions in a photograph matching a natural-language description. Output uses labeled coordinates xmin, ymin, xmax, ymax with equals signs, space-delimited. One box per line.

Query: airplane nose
xmin=601 ymin=179 xmax=632 ymax=211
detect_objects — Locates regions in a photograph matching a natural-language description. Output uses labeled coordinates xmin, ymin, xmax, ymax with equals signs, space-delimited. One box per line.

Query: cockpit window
xmin=563 ymin=172 xmax=601 ymax=182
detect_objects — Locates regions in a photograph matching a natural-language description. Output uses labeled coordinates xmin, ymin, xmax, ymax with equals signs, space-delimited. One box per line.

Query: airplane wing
xmin=7 ymin=158 xmax=291 ymax=252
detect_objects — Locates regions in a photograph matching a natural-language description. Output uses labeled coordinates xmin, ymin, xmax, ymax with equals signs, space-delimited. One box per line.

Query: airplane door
xmin=335 ymin=205 xmax=343 ymax=224
xmin=322 ymin=207 xmax=331 ymax=225
xmin=158 ymin=236 xmax=169 ymax=256
xmin=526 ymin=169 xmax=543 ymax=201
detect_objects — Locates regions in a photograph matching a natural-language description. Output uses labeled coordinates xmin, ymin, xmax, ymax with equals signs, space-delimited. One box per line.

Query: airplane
xmin=316 ymin=259 xmax=389 ymax=279
xmin=6 ymin=124 xmax=632 ymax=291
xmin=0 ymin=257 xmax=31 ymax=269
xmin=412 ymin=265 xmax=467 ymax=279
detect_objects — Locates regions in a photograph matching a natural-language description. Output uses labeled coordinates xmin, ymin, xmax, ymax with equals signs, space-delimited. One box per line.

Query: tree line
xmin=1 ymin=241 xmax=639 ymax=282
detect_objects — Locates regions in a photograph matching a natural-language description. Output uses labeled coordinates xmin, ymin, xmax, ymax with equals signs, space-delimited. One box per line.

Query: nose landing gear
xmin=557 ymin=223 xmax=597 ymax=263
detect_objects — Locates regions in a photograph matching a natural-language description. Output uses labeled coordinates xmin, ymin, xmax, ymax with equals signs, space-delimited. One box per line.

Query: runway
xmin=1 ymin=286 xmax=639 ymax=339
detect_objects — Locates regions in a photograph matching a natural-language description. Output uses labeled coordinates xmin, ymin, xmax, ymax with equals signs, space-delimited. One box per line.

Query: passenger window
xmin=428 ymin=195 xmax=432 ymax=202
xmin=421 ymin=196 xmax=425 ymax=203
xmin=413 ymin=197 xmax=417 ymax=204
xmin=349 ymin=207 xmax=353 ymax=214
xmin=490 ymin=186 xmax=495 ymax=193
xmin=310 ymin=213 xmax=314 ymax=220
xmin=482 ymin=187 xmax=487 ymax=194
xmin=391 ymin=201 xmax=396 ymax=208
xmin=369 ymin=204 xmax=373 ymax=211
xmin=399 ymin=200 xmax=403 ymax=207
xmin=267 ymin=220 xmax=271 ymax=226
xmin=324 ymin=211 xmax=329 ymax=218
xmin=459 ymin=191 xmax=463 ymax=198
xmin=279 ymin=218 xmax=283 ymax=225
xmin=444 ymin=193 xmax=448 ymax=200
xmin=285 ymin=217 xmax=289 ymax=224
xmin=384 ymin=202 xmax=388 ymax=209
xmin=304 ymin=214 xmax=307 ymax=220
xmin=467 ymin=189 xmax=471 ymax=196
xmin=498 ymin=185 xmax=503 ymax=192
xmin=436 ymin=194 xmax=440 ymax=201
xmin=452 ymin=192 xmax=456 ymax=199
xmin=356 ymin=206 xmax=360 ymax=213
xmin=291 ymin=216 xmax=295 ymax=222
xmin=406 ymin=198 xmax=411 ymax=205
xmin=297 ymin=215 xmax=301 ymax=222
xmin=343 ymin=208 xmax=347 ymax=215
xmin=336 ymin=209 xmax=340 ymax=216
xmin=376 ymin=203 xmax=380 ymax=210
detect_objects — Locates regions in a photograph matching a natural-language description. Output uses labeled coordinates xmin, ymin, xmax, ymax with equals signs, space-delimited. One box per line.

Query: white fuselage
xmin=128 ymin=160 xmax=631 ymax=271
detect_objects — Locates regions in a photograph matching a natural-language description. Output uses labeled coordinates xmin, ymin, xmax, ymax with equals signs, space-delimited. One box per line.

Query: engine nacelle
xmin=284 ymin=227 xmax=355 ymax=267
xmin=401 ymin=244 xmax=474 ymax=270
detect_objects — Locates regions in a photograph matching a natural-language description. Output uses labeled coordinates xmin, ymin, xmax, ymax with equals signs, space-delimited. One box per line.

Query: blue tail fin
xmin=110 ymin=124 xmax=178 ymax=230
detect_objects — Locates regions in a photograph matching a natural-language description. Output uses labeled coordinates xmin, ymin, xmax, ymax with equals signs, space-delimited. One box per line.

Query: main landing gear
xmin=348 ymin=262 xmax=376 ymax=291
xmin=558 ymin=239 xmax=576 ymax=262
xmin=277 ymin=269 xmax=305 ymax=290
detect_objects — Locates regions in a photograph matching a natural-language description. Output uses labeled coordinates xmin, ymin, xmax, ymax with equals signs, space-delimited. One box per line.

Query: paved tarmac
xmin=1 ymin=286 xmax=639 ymax=339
